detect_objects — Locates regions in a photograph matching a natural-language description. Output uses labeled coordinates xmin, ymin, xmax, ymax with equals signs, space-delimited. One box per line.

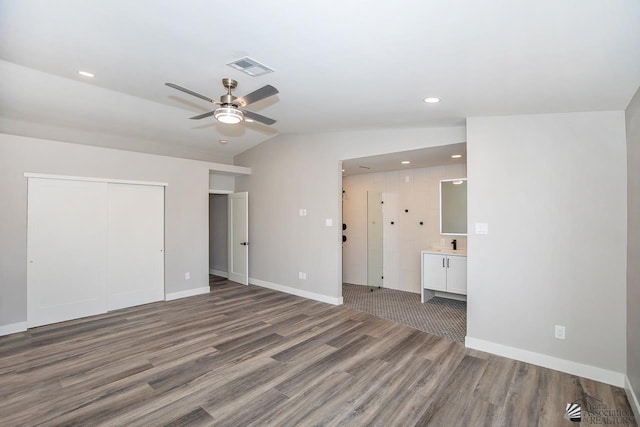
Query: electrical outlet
xmin=440 ymin=238 xmax=445 ymax=246
xmin=185 ymin=272 xmax=191 ymax=280
xmin=555 ymin=325 xmax=566 ymax=340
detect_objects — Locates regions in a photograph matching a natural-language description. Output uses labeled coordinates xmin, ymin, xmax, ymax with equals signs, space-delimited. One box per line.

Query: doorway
xmin=208 ymin=191 xmax=249 ymax=287
xmin=340 ymin=144 xmax=468 ymax=342
xmin=209 ymin=193 xmax=228 ymax=287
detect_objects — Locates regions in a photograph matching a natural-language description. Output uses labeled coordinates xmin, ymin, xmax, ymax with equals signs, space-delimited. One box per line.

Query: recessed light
xmin=219 ymin=139 xmax=228 ymax=144
xmin=424 ymin=97 xmax=440 ymax=104
xmin=77 ymin=70 xmax=95 ymax=78
xmin=401 ymin=161 xmax=411 ymax=165
xmin=451 ymin=154 xmax=462 ymax=159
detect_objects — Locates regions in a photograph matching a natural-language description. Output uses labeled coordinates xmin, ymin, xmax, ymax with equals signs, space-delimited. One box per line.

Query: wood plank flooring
xmin=0 ymin=280 xmax=636 ymax=426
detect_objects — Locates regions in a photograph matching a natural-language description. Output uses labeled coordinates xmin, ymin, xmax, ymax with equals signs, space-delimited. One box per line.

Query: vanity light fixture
xmin=424 ymin=97 xmax=440 ymax=104
xmin=401 ymin=161 xmax=411 ymax=165
xmin=77 ymin=70 xmax=95 ymax=78
xmin=219 ymin=139 xmax=228 ymax=144
xmin=452 ymin=180 xmax=464 ymax=185
xmin=451 ymin=154 xmax=462 ymax=159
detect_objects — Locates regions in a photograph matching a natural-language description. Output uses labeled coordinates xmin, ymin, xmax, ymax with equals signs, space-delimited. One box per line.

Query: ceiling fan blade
xmin=235 ymin=85 xmax=279 ymax=107
xmin=165 ymin=83 xmax=214 ymax=103
xmin=189 ymin=111 xmax=216 ymax=120
xmin=242 ymin=110 xmax=277 ymax=125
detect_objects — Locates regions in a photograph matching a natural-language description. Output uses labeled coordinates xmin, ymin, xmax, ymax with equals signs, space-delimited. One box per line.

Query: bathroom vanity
xmin=421 ymin=249 xmax=467 ymax=302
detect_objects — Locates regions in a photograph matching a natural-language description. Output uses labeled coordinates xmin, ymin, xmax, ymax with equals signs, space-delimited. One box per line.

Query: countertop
xmin=422 ymin=248 xmax=467 ymax=256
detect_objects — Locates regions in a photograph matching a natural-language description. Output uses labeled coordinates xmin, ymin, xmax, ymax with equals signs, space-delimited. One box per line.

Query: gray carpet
xmin=342 ymin=284 xmax=467 ymax=342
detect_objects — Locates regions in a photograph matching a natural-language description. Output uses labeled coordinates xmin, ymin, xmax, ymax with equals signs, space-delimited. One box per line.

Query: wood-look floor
xmin=0 ymin=281 xmax=636 ymax=426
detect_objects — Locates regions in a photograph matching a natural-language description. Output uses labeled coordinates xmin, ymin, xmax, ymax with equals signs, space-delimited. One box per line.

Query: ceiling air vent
xmin=226 ymin=57 xmax=275 ymax=77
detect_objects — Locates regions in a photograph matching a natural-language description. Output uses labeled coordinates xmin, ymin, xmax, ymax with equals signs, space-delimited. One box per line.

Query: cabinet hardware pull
xmin=442 ymin=258 xmax=445 ymax=268
xmin=447 ymin=258 xmax=450 ymax=268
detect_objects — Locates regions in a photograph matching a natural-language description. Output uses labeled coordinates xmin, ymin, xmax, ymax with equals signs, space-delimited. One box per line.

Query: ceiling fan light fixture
xmin=214 ymin=106 xmax=243 ymax=124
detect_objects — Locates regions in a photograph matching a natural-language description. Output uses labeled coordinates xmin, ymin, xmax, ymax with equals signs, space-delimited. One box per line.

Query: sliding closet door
xmin=27 ymin=178 xmax=108 ymax=327
xmin=107 ymin=183 xmax=164 ymax=310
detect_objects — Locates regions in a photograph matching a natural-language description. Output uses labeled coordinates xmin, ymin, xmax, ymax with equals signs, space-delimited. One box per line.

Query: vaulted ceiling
xmin=1 ymin=0 xmax=639 ymax=162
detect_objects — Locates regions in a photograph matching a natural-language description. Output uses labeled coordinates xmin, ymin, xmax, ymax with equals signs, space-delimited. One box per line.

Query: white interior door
xmin=228 ymin=192 xmax=248 ymax=285
xmin=107 ymin=184 xmax=165 ymax=310
xmin=27 ymin=178 xmax=109 ymax=327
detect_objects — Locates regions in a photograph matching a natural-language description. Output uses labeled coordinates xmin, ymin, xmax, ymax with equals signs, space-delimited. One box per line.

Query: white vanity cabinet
xmin=421 ymin=250 xmax=467 ymax=302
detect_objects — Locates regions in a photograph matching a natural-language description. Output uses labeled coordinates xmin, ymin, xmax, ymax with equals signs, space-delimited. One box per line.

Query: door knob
xmin=240 ymin=242 xmax=249 ymax=246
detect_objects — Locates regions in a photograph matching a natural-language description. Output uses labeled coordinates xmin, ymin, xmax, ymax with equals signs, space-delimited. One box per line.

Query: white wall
xmin=209 ymin=194 xmax=228 ymax=273
xmin=234 ymin=126 xmax=466 ymax=302
xmin=209 ymin=173 xmax=235 ymax=192
xmin=0 ymin=133 xmax=241 ymax=328
xmin=342 ymin=164 xmax=467 ymax=293
xmin=466 ymin=111 xmax=627 ymax=382
xmin=626 ymin=86 xmax=640 ymax=417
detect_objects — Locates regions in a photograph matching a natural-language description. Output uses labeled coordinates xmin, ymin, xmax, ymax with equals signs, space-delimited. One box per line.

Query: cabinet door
xmin=446 ymin=255 xmax=467 ymax=295
xmin=423 ymin=254 xmax=447 ymax=291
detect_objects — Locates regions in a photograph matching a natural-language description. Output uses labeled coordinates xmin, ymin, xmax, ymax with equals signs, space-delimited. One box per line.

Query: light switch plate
xmin=475 ymin=223 xmax=489 ymax=235
xmin=325 ymin=218 xmax=333 ymax=227
xmin=299 ymin=209 xmax=307 ymax=216
xmin=185 ymin=272 xmax=190 ymax=280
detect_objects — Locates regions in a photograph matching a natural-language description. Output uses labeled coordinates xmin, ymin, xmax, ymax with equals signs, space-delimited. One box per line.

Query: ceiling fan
xmin=165 ymin=78 xmax=278 ymax=125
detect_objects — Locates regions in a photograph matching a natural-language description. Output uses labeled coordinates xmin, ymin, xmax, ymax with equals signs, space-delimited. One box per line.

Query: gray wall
xmin=234 ymin=127 xmax=466 ymax=299
xmin=0 ymin=133 xmax=230 ymax=326
xmin=626 ymin=87 xmax=640 ymax=411
xmin=209 ymin=194 xmax=228 ymax=273
xmin=466 ymin=111 xmax=627 ymax=374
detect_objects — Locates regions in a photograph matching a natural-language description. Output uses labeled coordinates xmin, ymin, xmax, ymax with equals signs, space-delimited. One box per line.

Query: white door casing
xmin=27 ymin=178 xmax=109 ymax=327
xmin=228 ymin=192 xmax=248 ymax=285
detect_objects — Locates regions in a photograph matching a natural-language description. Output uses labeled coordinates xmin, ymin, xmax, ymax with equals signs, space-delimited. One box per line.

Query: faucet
xmin=451 ymin=239 xmax=457 ymax=251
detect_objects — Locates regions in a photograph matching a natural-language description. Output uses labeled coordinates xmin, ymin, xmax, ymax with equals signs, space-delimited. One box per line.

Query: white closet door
xmin=27 ymin=178 xmax=108 ymax=327
xmin=107 ymin=183 xmax=164 ymax=310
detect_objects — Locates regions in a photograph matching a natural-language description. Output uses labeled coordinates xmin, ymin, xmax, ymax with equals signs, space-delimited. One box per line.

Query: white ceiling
xmin=1 ymin=0 xmax=639 ymax=162
xmin=342 ymin=143 xmax=467 ymax=176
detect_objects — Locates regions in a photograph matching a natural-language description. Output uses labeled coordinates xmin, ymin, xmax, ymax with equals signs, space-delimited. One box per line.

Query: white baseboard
xmin=209 ymin=269 xmax=228 ymax=278
xmin=249 ymin=278 xmax=343 ymax=306
xmin=0 ymin=321 xmax=27 ymax=337
xmin=165 ymin=286 xmax=210 ymax=301
xmin=465 ymin=336 xmax=625 ymax=387
xmin=625 ymin=375 xmax=640 ymax=423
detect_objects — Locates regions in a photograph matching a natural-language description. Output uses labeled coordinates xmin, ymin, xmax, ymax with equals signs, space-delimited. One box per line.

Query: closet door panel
xmin=107 ymin=184 xmax=164 ymax=310
xmin=27 ymin=179 xmax=108 ymax=327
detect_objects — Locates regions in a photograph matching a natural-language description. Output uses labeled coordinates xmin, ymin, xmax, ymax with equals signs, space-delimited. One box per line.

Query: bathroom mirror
xmin=367 ymin=191 xmax=383 ymax=287
xmin=440 ymin=179 xmax=467 ymax=235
